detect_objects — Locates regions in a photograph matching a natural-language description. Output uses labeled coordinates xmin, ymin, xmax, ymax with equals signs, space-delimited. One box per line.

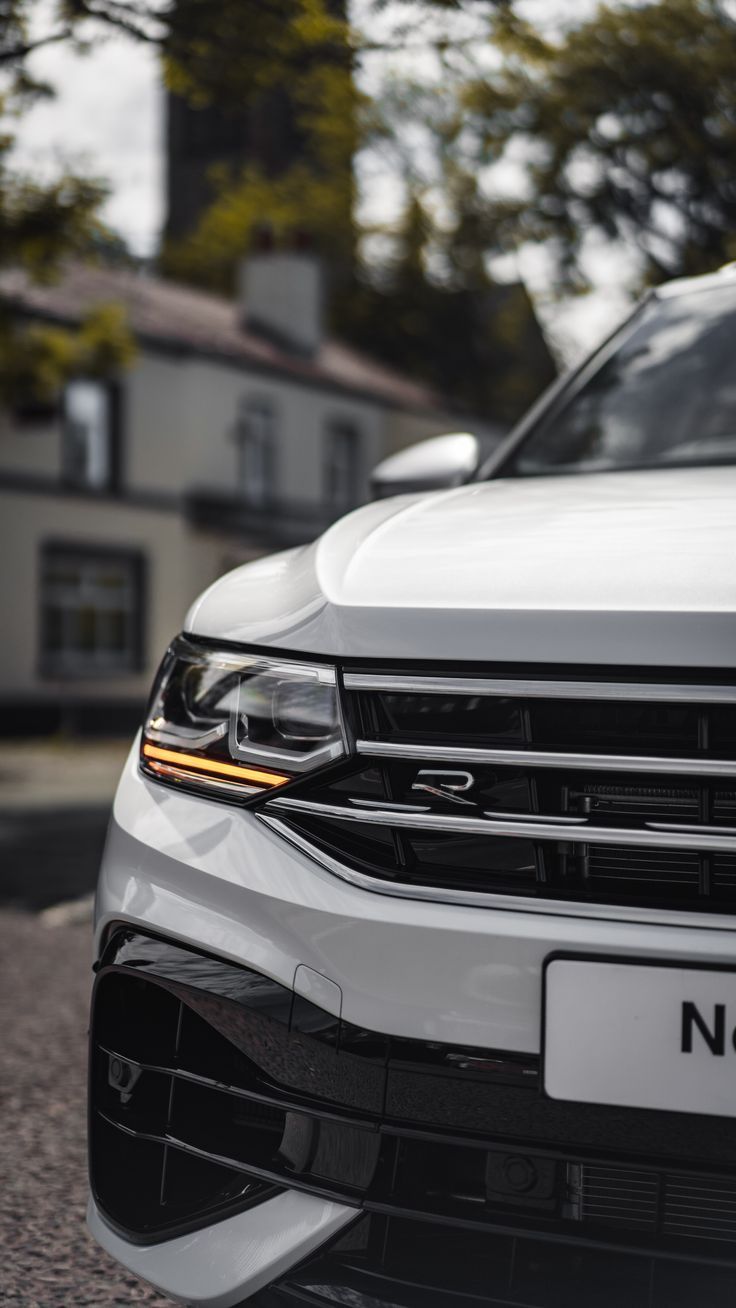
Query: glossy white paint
xmin=88 ymin=1192 xmax=355 ymax=1307
xmin=186 ymin=466 xmax=736 ymax=666
xmin=97 ymin=742 xmax=736 ymax=1057
xmin=370 ymin=430 xmax=480 ymax=493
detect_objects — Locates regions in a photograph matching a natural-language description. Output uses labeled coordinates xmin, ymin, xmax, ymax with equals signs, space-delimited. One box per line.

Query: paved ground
xmin=0 ymin=908 xmax=173 ymax=1306
xmin=0 ymin=738 xmax=130 ymax=912
xmin=0 ymin=739 xmax=130 ymax=814
xmin=0 ymin=806 xmax=112 ymax=911
xmin=0 ymin=738 xmax=174 ymax=1302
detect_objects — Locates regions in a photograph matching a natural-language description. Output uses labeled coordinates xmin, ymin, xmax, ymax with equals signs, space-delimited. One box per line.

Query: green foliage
xmin=0 ymin=0 xmax=137 ymax=405
xmin=0 ymin=170 xmax=109 ymax=278
xmin=18 ymin=0 xmax=547 ymax=418
xmin=463 ymin=0 xmax=736 ymax=287
xmin=334 ymin=0 xmax=736 ymax=394
xmin=333 ymin=192 xmax=557 ymax=421
xmin=161 ymin=31 xmax=362 ymax=289
xmin=0 ymin=303 xmax=137 ymax=405
xmin=162 ymin=160 xmax=355 ymax=291
xmin=158 ymin=3 xmax=559 ymax=418
xmin=159 ymin=0 xmax=350 ymax=107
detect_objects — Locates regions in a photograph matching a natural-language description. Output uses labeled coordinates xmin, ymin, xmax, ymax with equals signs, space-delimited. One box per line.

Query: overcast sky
xmin=9 ymin=11 xmax=633 ymax=364
xmin=11 ymin=29 xmax=164 ymax=256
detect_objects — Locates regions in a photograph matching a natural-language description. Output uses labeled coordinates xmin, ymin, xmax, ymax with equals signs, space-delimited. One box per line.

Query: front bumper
xmin=89 ymin=744 xmax=736 ymax=1304
xmin=87 ymin=1192 xmax=353 ymax=1308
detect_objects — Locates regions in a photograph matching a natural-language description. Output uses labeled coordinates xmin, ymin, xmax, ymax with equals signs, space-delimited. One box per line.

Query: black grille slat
xmin=578 ymin=1166 xmax=736 ymax=1247
xmin=664 ymin=1177 xmax=736 ymax=1244
xmin=712 ymin=854 xmax=736 ymax=889
xmin=577 ymin=783 xmax=700 ymax=822
xmin=587 ymin=846 xmax=701 ymax=888
xmin=528 ymin=700 xmax=700 ymax=756
xmin=580 ymin=1166 xmax=659 ymax=1230
xmin=266 ymin=672 xmax=736 ymax=914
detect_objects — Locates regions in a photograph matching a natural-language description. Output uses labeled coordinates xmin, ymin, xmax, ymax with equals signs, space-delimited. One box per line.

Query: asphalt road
xmin=0 ymin=737 xmax=130 ymax=913
xmin=0 ymin=908 xmax=172 ymax=1306
xmin=0 ymin=807 xmax=111 ymax=910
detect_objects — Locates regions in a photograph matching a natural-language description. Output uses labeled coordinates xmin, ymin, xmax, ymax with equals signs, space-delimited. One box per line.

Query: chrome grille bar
xmin=344 ymin=674 xmax=736 ymax=703
xmin=271 ymin=671 xmax=736 ymax=912
xmin=355 ymin=739 xmax=736 ymax=778
xmin=258 ymin=813 xmax=736 ymax=924
xmin=267 ymin=796 xmax=736 ymax=853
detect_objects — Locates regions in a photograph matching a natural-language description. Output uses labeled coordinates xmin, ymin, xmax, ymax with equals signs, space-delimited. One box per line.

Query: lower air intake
xmin=90 ymin=971 xmax=279 ymax=1240
xmin=575 ymin=1164 xmax=736 ymax=1245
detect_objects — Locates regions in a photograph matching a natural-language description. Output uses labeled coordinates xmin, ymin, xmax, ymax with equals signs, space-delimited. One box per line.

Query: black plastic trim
xmin=90 ymin=927 xmax=736 ymax=1265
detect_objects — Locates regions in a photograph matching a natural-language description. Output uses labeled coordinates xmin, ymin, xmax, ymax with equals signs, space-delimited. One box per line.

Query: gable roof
xmin=0 ymin=262 xmax=448 ymax=414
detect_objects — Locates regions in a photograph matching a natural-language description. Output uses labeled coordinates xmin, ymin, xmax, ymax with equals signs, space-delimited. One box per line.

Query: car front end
xmin=88 ymin=456 xmax=736 ymax=1307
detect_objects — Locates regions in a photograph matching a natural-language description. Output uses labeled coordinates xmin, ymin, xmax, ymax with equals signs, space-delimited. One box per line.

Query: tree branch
xmin=0 ymin=28 xmax=74 ymax=65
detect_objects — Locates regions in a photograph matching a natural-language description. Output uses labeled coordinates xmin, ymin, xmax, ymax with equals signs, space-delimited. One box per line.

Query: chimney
xmin=239 ymin=246 xmax=324 ymax=357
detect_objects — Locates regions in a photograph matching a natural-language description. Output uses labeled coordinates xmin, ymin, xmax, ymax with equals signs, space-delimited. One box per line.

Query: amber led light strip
xmin=142 ymin=742 xmax=289 ymax=789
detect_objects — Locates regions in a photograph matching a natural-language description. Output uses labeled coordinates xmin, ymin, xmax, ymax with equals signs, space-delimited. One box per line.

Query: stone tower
xmin=165 ymin=87 xmax=305 ymax=242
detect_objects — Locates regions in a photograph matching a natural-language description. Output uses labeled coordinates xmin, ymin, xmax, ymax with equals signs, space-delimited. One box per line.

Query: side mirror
xmin=370 ymin=432 xmax=481 ymax=500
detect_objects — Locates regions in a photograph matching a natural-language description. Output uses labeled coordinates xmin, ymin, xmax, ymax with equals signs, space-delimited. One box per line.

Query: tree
xmin=0 ymin=0 xmax=367 ymax=394
xmin=3 ymin=0 xmax=552 ymax=416
xmin=0 ymin=2 xmax=136 ymax=404
xmin=144 ymin=0 xmax=556 ymax=417
xmin=462 ymin=0 xmax=736 ymax=288
xmin=332 ymin=188 xmax=556 ymax=422
xmin=158 ymin=4 xmax=362 ymax=290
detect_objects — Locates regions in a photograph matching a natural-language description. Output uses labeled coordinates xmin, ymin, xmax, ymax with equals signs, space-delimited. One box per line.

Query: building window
xmin=62 ymin=379 xmax=118 ymax=491
xmin=40 ymin=544 xmax=144 ymax=678
xmin=235 ymin=398 xmax=275 ymax=507
xmin=324 ymin=420 xmax=360 ymax=512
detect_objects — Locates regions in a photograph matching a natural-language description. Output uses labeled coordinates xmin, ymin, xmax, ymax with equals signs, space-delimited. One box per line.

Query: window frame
xmin=234 ymin=396 xmax=277 ymax=508
xmin=38 ymin=540 xmax=146 ymax=681
xmin=61 ymin=378 xmax=123 ymax=494
xmin=477 ymin=297 xmax=654 ymax=483
xmin=323 ymin=416 xmax=361 ymax=513
xmin=480 ymin=281 xmax=736 ymax=482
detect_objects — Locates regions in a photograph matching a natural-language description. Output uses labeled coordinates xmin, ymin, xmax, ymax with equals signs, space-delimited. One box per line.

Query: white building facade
xmin=0 ymin=259 xmax=495 ymax=734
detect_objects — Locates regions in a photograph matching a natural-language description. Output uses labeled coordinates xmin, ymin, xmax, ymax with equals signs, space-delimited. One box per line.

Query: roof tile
xmin=0 ymin=262 xmax=445 ymax=413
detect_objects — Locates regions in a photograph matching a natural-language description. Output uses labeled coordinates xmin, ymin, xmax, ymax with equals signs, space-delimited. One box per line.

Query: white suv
xmin=89 ymin=268 xmax=736 ymax=1308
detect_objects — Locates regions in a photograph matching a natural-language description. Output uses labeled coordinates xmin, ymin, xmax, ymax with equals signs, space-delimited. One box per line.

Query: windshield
xmin=503 ymin=283 xmax=736 ymax=477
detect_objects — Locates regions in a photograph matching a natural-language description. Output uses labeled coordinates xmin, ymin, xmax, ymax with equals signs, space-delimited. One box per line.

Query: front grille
xmin=255 ymin=1214 xmax=736 ymax=1308
xmin=575 ymin=1165 xmax=736 ymax=1245
xmin=576 ymin=1164 xmax=661 ymax=1230
xmin=261 ymin=670 xmax=736 ymax=913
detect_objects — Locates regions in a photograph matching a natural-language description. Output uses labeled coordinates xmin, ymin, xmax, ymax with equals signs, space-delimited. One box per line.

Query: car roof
xmin=655 ymin=264 xmax=736 ymax=300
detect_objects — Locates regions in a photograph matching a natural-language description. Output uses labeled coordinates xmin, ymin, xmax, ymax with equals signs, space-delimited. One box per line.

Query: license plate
xmin=543 ymin=957 xmax=736 ymax=1119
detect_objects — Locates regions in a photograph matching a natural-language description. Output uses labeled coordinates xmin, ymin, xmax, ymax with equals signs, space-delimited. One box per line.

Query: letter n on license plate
xmin=543 ymin=958 xmax=736 ymax=1118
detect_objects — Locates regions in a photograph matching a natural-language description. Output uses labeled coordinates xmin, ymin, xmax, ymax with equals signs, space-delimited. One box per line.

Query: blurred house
xmin=0 ymin=255 xmax=499 ymax=736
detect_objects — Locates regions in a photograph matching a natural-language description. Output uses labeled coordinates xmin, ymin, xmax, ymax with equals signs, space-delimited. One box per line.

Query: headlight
xmin=140 ymin=635 xmax=346 ymax=802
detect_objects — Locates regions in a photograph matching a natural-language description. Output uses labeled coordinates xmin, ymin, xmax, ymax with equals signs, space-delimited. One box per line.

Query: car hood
xmin=186 ymin=467 xmax=736 ymax=667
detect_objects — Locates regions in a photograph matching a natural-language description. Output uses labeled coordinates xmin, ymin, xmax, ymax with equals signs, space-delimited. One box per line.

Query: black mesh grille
xmin=575 ymin=1164 xmax=736 ymax=1246
xmin=578 ymin=1164 xmax=661 ymax=1230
